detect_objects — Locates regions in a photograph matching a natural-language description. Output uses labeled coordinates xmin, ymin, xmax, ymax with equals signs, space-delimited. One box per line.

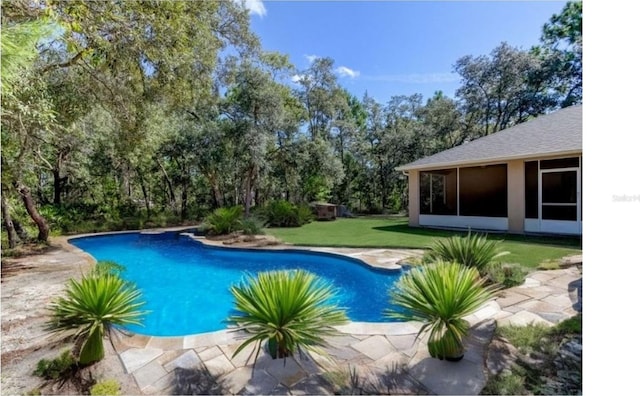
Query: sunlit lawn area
xmin=266 ymin=216 xmax=582 ymax=268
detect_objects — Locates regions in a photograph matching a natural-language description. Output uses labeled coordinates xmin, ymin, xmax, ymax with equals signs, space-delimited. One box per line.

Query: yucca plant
xmin=46 ymin=272 xmax=146 ymax=365
xmin=228 ymin=270 xmax=348 ymax=360
xmin=424 ymin=231 xmax=510 ymax=274
xmin=387 ymin=260 xmax=500 ymax=361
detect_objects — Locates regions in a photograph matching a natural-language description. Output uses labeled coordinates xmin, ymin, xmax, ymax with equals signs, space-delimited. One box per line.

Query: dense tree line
xmin=1 ymin=0 xmax=582 ymax=246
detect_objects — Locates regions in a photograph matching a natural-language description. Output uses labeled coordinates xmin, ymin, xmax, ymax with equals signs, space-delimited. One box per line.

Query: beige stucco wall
xmin=408 ymin=170 xmax=419 ymax=227
xmin=507 ymin=160 xmax=525 ymax=233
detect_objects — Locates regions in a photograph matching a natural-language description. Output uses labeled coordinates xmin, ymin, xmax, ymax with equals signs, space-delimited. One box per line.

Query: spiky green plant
xmin=200 ymin=205 xmax=243 ymax=236
xmin=228 ymin=270 xmax=348 ymax=360
xmin=424 ymin=231 xmax=510 ymax=274
xmin=46 ymin=273 xmax=146 ymax=365
xmin=387 ymin=260 xmax=500 ymax=360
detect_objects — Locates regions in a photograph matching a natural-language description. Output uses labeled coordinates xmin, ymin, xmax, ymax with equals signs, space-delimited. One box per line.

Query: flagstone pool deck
xmin=0 ymin=230 xmax=582 ymax=395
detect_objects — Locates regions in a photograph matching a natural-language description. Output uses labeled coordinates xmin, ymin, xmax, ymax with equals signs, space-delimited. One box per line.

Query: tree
xmin=422 ymin=91 xmax=465 ymax=151
xmin=454 ymin=42 xmax=555 ymax=138
xmin=533 ymin=1 xmax=582 ymax=107
xmin=221 ymin=54 xmax=296 ymax=216
xmin=294 ymin=57 xmax=348 ymax=203
xmin=1 ymin=9 xmax=58 ymax=242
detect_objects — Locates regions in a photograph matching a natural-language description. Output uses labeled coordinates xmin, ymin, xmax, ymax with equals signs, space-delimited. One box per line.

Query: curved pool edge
xmin=179 ymin=231 xmax=413 ymax=272
xmin=58 ymin=226 xmax=196 ymax=265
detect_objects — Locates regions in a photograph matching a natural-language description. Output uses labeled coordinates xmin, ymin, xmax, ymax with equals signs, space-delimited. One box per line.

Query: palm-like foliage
xmin=200 ymin=205 xmax=244 ymax=236
xmin=424 ymin=231 xmax=510 ymax=274
xmin=46 ymin=272 xmax=146 ymax=365
xmin=228 ymin=270 xmax=348 ymax=360
xmin=387 ymin=260 xmax=500 ymax=360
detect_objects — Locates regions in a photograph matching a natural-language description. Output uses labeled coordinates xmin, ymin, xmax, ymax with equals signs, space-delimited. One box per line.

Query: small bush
xmin=296 ymin=204 xmax=315 ymax=225
xmin=486 ymin=263 xmax=528 ymax=288
xmin=93 ymin=260 xmax=126 ymax=277
xmin=34 ymin=350 xmax=76 ymax=380
xmin=90 ymin=379 xmax=120 ymax=395
xmin=481 ymin=369 xmax=528 ymax=395
xmin=553 ymin=314 xmax=582 ymax=335
xmin=424 ymin=231 xmax=509 ymax=274
xmin=496 ymin=324 xmax=551 ymax=355
xmin=239 ymin=217 xmax=264 ymax=236
xmin=537 ymin=259 xmax=561 ymax=270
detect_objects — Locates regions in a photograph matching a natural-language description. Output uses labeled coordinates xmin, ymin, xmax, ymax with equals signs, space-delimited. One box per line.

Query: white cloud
xmin=234 ymin=0 xmax=267 ymax=17
xmin=304 ymin=54 xmax=319 ymax=63
xmin=336 ymin=66 xmax=360 ymax=79
xmin=291 ymin=74 xmax=304 ymax=84
xmin=364 ymin=72 xmax=460 ymax=84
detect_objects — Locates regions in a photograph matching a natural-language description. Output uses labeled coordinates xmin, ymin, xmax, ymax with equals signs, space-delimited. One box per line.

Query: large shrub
xmin=387 ymin=260 xmax=500 ymax=360
xmin=227 ymin=270 xmax=348 ymax=360
xmin=424 ymin=231 xmax=510 ymax=274
xmin=46 ymin=268 xmax=146 ymax=365
xmin=261 ymin=200 xmax=313 ymax=227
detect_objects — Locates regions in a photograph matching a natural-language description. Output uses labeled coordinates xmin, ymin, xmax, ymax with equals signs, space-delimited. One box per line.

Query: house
xmin=396 ymin=105 xmax=582 ymax=235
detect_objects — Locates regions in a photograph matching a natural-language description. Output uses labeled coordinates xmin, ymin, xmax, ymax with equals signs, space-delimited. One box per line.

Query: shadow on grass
xmin=371 ymin=224 xmax=582 ymax=249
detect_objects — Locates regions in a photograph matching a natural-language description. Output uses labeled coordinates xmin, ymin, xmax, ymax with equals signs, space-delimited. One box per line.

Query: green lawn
xmin=266 ymin=217 xmax=582 ymax=268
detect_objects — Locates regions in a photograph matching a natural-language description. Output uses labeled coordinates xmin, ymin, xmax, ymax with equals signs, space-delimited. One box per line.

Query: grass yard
xmin=266 ymin=216 xmax=581 ymax=268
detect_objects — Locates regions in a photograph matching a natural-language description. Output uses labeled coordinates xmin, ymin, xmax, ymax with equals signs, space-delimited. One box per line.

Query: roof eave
xmin=395 ymin=149 xmax=583 ymax=172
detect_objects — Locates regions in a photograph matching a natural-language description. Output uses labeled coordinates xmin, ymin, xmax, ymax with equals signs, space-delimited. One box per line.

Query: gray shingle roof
xmin=397 ymin=105 xmax=582 ymax=171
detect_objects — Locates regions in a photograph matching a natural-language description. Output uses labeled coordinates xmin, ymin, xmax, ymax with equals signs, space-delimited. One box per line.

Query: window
xmin=459 ymin=164 xmax=507 ymax=217
xmin=419 ymin=169 xmax=457 ymax=215
xmin=541 ymin=170 xmax=578 ymax=221
xmin=540 ymin=157 xmax=579 ymax=169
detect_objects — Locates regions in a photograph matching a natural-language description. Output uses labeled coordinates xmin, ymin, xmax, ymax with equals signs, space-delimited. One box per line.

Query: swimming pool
xmin=69 ymin=231 xmax=403 ymax=336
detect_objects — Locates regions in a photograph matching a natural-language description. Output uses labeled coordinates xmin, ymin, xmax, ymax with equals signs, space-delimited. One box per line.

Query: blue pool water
xmin=69 ymin=232 xmax=403 ymax=336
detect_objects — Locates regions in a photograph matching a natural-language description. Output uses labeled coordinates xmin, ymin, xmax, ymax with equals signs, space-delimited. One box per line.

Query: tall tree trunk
xmin=181 ymin=184 xmax=188 ymax=221
xmin=13 ymin=219 xmax=29 ymax=240
xmin=52 ymin=169 xmax=67 ymax=205
xmin=244 ymin=166 xmax=254 ymax=218
xmin=156 ymin=158 xmax=176 ymax=212
xmin=1 ymin=193 xmax=19 ymax=248
xmin=135 ymin=168 xmax=151 ymax=219
xmin=15 ymin=182 xmax=49 ymax=242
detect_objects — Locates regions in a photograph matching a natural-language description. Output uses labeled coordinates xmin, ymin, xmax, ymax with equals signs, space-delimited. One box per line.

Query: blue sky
xmin=238 ymin=0 xmax=567 ymax=104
